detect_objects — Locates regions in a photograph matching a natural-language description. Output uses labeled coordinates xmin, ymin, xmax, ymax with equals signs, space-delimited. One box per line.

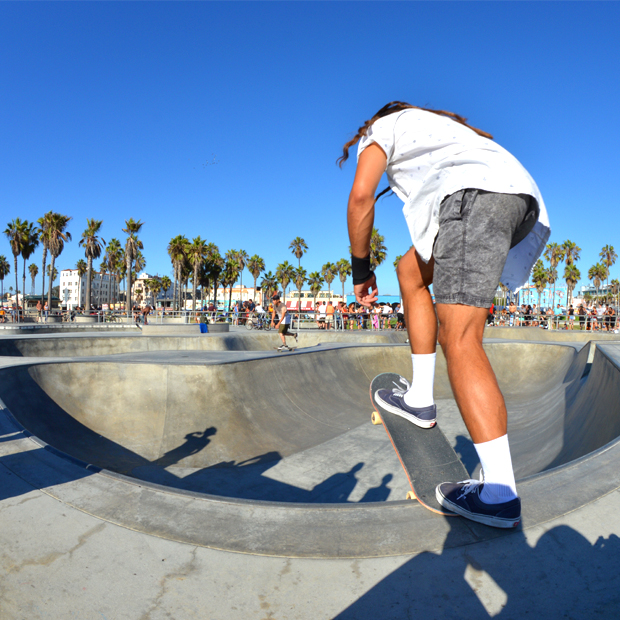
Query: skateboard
xmin=274 ymin=347 xmax=296 ymax=353
xmin=370 ymin=372 xmax=468 ymax=516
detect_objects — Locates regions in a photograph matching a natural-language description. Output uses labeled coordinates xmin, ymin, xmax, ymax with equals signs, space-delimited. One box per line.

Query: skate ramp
xmin=1 ymin=342 xmax=619 ymax=500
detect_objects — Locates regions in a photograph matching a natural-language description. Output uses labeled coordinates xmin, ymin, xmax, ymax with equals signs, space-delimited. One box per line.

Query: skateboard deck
xmin=370 ymin=372 xmax=468 ymax=516
xmin=274 ymin=347 xmax=296 ymax=352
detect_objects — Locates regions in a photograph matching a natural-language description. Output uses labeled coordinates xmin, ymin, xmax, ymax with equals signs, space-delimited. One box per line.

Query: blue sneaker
xmin=436 ymin=478 xmax=521 ymax=529
xmin=374 ymin=389 xmax=437 ymax=428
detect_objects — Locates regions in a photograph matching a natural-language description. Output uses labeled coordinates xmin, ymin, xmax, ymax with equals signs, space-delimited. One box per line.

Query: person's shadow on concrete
xmin=152 ymin=426 xmax=217 ymax=468
xmin=333 ymin=516 xmax=620 ymax=619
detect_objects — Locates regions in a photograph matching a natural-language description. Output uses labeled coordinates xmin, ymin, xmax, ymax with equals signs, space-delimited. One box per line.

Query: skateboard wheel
xmin=406 ymin=491 xmax=416 ymax=501
xmin=371 ymin=411 xmax=382 ymax=425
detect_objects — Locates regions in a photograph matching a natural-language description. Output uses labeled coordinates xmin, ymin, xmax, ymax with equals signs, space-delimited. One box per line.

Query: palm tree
xmin=99 ymin=260 xmax=109 ymax=307
xmin=588 ymin=263 xmax=607 ymax=302
xmin=562 ymin=240 xmax=581 ymax=266
xmin=293 ymin=267 xmax=307 ymax=315
xmin=532 ymin=259 xmax=548 ymax=310
xmin=260 ymin=271 xmax=278 ymax=304
xmin=160 ymin=275 xmax=172 ymax=309
xmin=276 ymin=260 xmax=295 ymax=303
xmin=546 ymin=267 xmax=558 ymax=309
xmin=543 ymin=242 xmax=566 ymax=310
xmin=37 ymin=211 xmax=54 ymax=303
xmin=224 ymin=250 xmax=242 ymax=308
xmin=76 ymin=259 xmax=87 ymax=279
xmin=104 ymin=239 xmax=123 ymax=305
xmin=370 ymin=228 xmax=388 ymax=270
xmin=289 ymin=237 xmax=308 ymax=268
xmin=0 ymin=255 xmax=11 ymax=302
xmin=29 ymin=263 xmax=38 ymax=295
xmin=21 ymin=221 xmax=39 ymax=304
xmin=236 ymin=249 xmax=249 ymax=303
xmin=167 ymin=234 xmax=187 ymax=311
xmin=321 ymin=262 xmax=336 ymax=300
xmin=336 ymin=258 xmax=352 ymax=305
xmin=78 ymin=219 xmax=105 ymax=312
xmin=600 ymin=245 xmax=617 ymax=298
xmin=122 ymin=219 xmax=144 ymax=316
xmin=247 ymin=254 xmax=265 ymax=303
xmin=46 ymin=213 xmax=72 ymax=312
xmin=187 ymin=237 xmax=208 ymax=311
xmin=4 ymin=219 xmax=29 ymax=320
xmin=393 ymin=255 xmax=403 ymax=271
xmin=564 ymin=264 xmax=581 ymax=308
xmin=307 ymin=271 xmax=324 ymax=309
xmin=149 ymin=277 xmax=162 ymax=311
xmin=207 ymin=249 xmax=224 ymax=308
xmin=222 ymin=256 xmax=241 ymax=311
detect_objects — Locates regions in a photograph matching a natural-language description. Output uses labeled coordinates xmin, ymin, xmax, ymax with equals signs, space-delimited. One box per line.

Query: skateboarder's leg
xmin=397 ymin=248 xmax=437 ymax=409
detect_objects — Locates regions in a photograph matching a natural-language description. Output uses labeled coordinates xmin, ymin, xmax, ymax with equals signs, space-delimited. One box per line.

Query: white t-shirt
xmin=358 ymin=109 xmax=551 ymax=292
xmin=318 ymin=303 xmax=327 ymax=318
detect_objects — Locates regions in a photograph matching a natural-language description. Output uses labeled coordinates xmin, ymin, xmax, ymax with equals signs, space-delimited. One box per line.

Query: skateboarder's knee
xmin=397 ymin=248 xmax=434 ymax=292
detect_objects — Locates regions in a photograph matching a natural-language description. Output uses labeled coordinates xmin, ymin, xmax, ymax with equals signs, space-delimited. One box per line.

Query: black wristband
xmin=351 ymin=254 xmax=374 ymax=285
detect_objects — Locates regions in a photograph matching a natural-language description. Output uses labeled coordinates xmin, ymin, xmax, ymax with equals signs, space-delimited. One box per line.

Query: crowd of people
xmin=488 ymin=301 xmax=618 ymax=331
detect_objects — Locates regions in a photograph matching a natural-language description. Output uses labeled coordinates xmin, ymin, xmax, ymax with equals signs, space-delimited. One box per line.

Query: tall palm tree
xmin=600 ymin=245 xmax=617 ymax=298
xmin=46 ymin=213 xmax=72 ymax=312
xmin=247 ymin=254 xmax=265 ymax=303
xmin=187 ymin=237 xmax=208 ymax=311
xmin=160 ymin=275 xmax=172 ymax=309
xmin=293 ymin=267 xmax=307 ymax=314
xmin=37 ymin=211 xmax=54 ymax=303
xmin=78 ymin=219 xmax=105 ymax=312
xmin=289 ymin=237 xmax=308 ymax=268
xmin=29 ymin=263 xmax=38 ymax=295
xmin=564 ymin=264 xmax=581 ymax=308
xmin=207 ymin=249 xmax=224 ymax=308
xmin=611 ymin=278 xmax=620 ymax=309
xmin=122 ymin=219 xmax=144 ymax=316
xmin=21 ymin=221 xmax=39 ymax=304
xmin=149 ymin=277 xmax=162 ymax=310
xmin=167 ymin=234 xmax=187 ymax=311
xmin=104 ymin=238 xmax=123 ymax=305
xmin=336 ymin=258 xmax=352 ymax=305
xmin=0 ymin=255 xmax=11 ymax=302
xmin=236 ymin=249 xmax=249 ymax=303
xmin=321 ymin=262 xmax=336 ymax=300
xmin=532 ymin=259 xmax=548 ymax=310
xmin=4 ymin=219 xmax=29 ymax=320
xmin=588 ymin=263 xmax=607 ymax=302
xmin=307 ymin=271 xmax=324 ymax=309
xmin=224 ymin=250 xmax=242 ymax=307
xmin=276 ymin=260 xmax=295 ymax=303
xmin=543 ymin=242 xmax=566 ymax=310
xmin=260 ymin=271 xmax=278 ymax=304
xmin=370 ymin=228 xmax=388 ymax=270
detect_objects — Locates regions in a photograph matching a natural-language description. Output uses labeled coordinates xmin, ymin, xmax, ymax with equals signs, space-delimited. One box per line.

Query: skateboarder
xmin=270 ymin=293 xmax=298 ymax=351
xmin=341 ymin=101 xmax=550 ymax=528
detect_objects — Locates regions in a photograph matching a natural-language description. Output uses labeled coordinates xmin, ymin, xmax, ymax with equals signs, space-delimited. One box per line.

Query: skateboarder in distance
xmin=341 ymin=101 xmax=550 ymax=528
xmin=270 ymin=293 xmax=298 ymax=351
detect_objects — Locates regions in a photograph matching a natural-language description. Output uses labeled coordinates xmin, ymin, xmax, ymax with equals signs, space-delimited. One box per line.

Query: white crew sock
xmin=474 ymin=434 xmax=518 ymax=504
xmin=403 ymin=353 xmax=436 ymax=408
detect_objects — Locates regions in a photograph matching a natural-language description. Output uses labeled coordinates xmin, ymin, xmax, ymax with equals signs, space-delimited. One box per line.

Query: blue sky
xmin=2 ymin=2 xmax=620 ymax=297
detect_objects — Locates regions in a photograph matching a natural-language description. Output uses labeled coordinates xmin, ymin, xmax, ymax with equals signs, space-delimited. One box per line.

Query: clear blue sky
xmin=2 ymin=2 xmax=620 ymax=297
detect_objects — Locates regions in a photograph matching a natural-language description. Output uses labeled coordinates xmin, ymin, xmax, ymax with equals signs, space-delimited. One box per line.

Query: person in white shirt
xmin=342 ymin=101 xmax=550 ymax=529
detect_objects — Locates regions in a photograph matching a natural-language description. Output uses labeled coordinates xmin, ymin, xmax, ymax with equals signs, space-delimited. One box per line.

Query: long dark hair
xmin=337 ymin=101 xmax=493 ymax=168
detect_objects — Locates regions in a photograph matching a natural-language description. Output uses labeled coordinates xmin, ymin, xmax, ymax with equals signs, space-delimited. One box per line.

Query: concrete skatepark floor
xmin=1 ymin=328 xmax=620 ymax=618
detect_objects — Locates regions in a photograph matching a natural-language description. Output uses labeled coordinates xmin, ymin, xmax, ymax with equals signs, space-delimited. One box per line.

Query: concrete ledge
xmin=142 ymin=324 xmax=201 ymax=335
xmin=75 ymin=316 xmax=99 ymax=324
xmin=206 ymin=323 xmax=229 ymax=332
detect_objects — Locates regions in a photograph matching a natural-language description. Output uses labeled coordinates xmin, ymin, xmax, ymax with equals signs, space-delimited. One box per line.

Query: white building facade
xmin=59 ymin=269 xmax=120 ymax=309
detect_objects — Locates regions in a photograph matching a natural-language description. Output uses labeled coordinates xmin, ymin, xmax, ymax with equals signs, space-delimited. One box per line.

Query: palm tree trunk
xmin=41 ymin=249 xmax=47 ymax=301
xmin=47 ymin=255 xmax=56 ymax=314
xmin=85 ymin=257 xmax=93 ymax=312
xmin=14 ymin=255 xmax=20 ymax=323
xmin=192 ymin=266 xmax=198 ymax=312
xmin=126 ymin=253 xmax=132 ymax=319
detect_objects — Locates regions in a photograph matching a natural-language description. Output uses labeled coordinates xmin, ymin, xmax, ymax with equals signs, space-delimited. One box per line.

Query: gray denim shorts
xmin=432 ymin=189 xmax=538 ymax=308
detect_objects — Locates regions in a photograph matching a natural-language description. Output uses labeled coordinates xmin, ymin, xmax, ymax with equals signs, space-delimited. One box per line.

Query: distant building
xmin=59 ymin=269 xmax=119 ymax=309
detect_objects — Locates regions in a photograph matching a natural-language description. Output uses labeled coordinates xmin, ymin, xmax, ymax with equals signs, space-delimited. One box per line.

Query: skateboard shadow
xmin=332 ymin=519 xmax=620 ymax=619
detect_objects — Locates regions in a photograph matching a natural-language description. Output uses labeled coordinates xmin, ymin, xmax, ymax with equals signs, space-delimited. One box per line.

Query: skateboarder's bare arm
xmin=347 ymin=144 xmax=386 ymax=307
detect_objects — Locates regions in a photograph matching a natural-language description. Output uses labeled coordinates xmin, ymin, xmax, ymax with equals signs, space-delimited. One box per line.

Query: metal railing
xmin=488 ymin=311 xmax=618 ymax=331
